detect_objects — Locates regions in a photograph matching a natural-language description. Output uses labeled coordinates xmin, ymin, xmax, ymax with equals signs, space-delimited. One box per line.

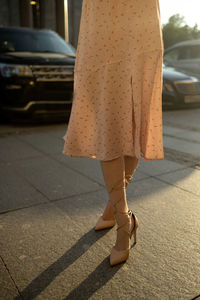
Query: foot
xmin=95 ymin=215 xmax=116 ymax=231
xmin=102 ymin=201 xmax=115 ymax=221
xmin=113 ymin=211 xmax=134 ymax=251
xmin=110 ymin=210 xmax=138 ymax=266
xmin=95 ymin=175 xmax=133 ymax=231
xmin=95 ymin=201 xmax=116 ymax=231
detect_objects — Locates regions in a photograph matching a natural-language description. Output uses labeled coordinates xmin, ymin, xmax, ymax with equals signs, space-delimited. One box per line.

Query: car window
xmin=190 ymin=45 xmax=200 ymax=59
xmin=164 ymin=49 xmax=179 ymax=62
xmin=178 ymin=47 xmax=191 ymax=59
xmin=0 ymin=30 xmax=76 ymax=55
xmin=178 ymin=45 xmax=200 ymax=60
xmin=164 ymin=44 xmax=200 ymax=62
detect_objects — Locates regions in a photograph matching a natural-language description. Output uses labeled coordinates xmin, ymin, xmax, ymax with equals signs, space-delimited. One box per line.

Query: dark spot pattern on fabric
xmin=62 ymin=0 xmax=164 ymax=161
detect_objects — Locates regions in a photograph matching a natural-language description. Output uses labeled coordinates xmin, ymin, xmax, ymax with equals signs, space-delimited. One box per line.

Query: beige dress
xmin=62 ymin=0 xmax=164 ymax=161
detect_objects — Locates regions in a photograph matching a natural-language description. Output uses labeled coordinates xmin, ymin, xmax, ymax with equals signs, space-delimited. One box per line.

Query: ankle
xmin=114 ymin=225 xmax=131 ymax=251
xmin=102 ymin=212 xmax=115 ymax=220
xmin=115 ymin=210 xmax=129 ymax=223
xmin=102 ymin=202 xmax=115 ymax=220
xmin=114 ymin=212 xmax=134 ymax=251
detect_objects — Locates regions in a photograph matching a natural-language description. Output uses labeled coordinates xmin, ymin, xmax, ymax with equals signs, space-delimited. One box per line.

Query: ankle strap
xmin=116 ymin=210 xmax=133 ymax=233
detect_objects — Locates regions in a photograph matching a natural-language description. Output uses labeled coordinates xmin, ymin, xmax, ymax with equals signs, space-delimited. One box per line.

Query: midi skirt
xmin=62 ymin=0 xmax=164 ymax=161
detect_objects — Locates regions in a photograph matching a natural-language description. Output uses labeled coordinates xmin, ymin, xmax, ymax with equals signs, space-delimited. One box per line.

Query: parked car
xmin=162 ymin=63 xmax=200 ymax=108
xmin=164 ymin=39 xmax=200 ymax=77
xmin=0 ymin=27 xmax=76 ymax=122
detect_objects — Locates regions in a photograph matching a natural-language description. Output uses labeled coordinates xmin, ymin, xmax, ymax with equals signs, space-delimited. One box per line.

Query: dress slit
xmin=62 ymin=0 xmax=164 ymax=161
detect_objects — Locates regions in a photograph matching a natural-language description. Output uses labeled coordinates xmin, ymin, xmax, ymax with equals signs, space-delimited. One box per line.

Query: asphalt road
xmin=0 ymin=108 xmax=200 ymax=300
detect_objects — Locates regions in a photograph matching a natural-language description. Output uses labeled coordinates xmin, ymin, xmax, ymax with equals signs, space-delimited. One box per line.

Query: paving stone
xmin=53 ymin=155 xmax=103 ymax=185
xmin=53 ymin=154 xmax=148 ymax=185
xmin=17 ymin=132 xmax=64 ymax=155
xmin=126 ymin=177 xmax=200 ymax=300
xmin=0 ymin=202 xmax=110 ymax=300
xmin=138 ymin=158 xmax=186 ymax=176
xmin=13 ymin=155 xmax=101 ymax=201
xmin=0 ymin=163 xmax=47 ymax=213
xmin=0 ymin=135 xmax=42 ymax=163
xmin=163 ymin=135 xmax=200 ymax=158
xmin=163 ymin=109 xmax=200 ymax=130
xmin=48 ymin=124 xmax=66 ymax=139
xmin=164 ymin=126 xmax=200 ymax=143
xmin=54 ymin=176 xmax=200 ymax=299
xmin=157 ymin=167 xmax=200 ymax=196
xmin=0 ymin=257 xmax=20 ymax=300
xmin=0 ymin=176 xmax=200 ymax=299
xmin=163 ymin=126 xmax=186 ymax=137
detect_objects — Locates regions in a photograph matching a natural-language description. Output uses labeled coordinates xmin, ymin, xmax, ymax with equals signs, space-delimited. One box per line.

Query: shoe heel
xmin=131 ymin=214 xmax=139 ymax=244
xmin=133 ymin=228 xmax=137 ymax=244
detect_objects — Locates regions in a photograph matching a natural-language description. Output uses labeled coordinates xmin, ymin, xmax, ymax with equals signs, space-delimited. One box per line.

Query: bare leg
xmin=124 ymin=155 xmax=139 ymax=187
xmin=100 ymin=156 xmax=130 ymax=250
xmin=101 ymin=156 xmax=139 ymax=221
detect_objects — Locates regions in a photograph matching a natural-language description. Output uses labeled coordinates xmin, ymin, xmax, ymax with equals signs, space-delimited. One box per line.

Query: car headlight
xmin=163 ymin=82 xmax=174 ymax=93
xmin=174 ymin=79 xmax=200 ymax=94
xmin=0 ymin=63 xmax=33 ymax=78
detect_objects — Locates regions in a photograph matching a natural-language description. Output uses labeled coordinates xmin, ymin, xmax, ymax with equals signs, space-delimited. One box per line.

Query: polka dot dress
xmin=62 ymin=0 xmax=164 ymax=161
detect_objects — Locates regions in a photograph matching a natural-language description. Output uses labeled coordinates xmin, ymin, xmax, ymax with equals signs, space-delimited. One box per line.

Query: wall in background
xmin=0 ymin=0 xmax=83 ymax=48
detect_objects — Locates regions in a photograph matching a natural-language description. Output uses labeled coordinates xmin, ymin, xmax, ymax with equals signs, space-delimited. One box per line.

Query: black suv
xmin=0 ymin=27 xmax=76 ymax=122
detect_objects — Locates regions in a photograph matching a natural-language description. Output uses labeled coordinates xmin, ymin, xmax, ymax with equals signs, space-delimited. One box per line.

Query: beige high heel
xmin=110 ymin=209 xmax=139 ymax=266
xmin=95 ymin=215 xmax=116 ymax=231
xmin=95 ymin=175 xmax=133 ymax=231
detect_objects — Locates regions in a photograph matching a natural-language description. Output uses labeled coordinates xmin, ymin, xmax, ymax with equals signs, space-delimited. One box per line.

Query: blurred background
xmin=1 ymin=0 xmax=200 ymax=48
xmin=0 ymin=0 xmax=200 ymax=123
xmin=0 ymin=0 xmax=80 ymax=47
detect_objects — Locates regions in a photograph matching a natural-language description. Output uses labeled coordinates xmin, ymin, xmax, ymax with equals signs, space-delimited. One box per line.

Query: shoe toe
xmin=95 ymin=216 xmax=104 ymax=230
xmin=110 ymin=247 xmax=129 ymax=266
xmin=95 ymin=216 xmax=116 ymax=231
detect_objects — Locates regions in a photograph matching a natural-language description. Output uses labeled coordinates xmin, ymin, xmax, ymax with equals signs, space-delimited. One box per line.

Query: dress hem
xmin=62 ymin=149 xmax=164 ymax=162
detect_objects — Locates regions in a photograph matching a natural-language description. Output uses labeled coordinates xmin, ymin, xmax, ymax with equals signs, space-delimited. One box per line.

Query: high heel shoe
xmin=95 ymin=175 xmax=133 ymax=231
xmin=95 ymin=215 xmax=116 ymax=231
xmin=110 ymin=209 xmax=139 ymax=266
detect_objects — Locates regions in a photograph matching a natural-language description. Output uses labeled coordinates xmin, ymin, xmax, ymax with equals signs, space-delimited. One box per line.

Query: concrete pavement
xmin=0 ymin=109 xmax=200 ymax=300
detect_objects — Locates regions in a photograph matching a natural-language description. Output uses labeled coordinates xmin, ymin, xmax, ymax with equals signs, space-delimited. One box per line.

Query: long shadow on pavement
xmin=64 ymin=256 xmax=122 ymax=300
xmin=14 ymin=227 xmax=121 ymax=300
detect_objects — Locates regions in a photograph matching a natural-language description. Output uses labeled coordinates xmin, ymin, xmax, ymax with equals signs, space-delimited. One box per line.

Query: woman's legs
xmin=101 ymin=156 xmax=139 ymax=221
xmin=100 ymin=156 xmax=130 ymax=250
xmin=124 ymin=155 xmax=139 ymax=187
xmin=100 ymin=156 xmax=139 ymax=265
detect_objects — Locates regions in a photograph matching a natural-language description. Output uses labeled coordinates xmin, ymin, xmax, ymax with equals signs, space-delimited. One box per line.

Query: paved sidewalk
xmin=0 ymin=112 xmax=200 ymax=300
